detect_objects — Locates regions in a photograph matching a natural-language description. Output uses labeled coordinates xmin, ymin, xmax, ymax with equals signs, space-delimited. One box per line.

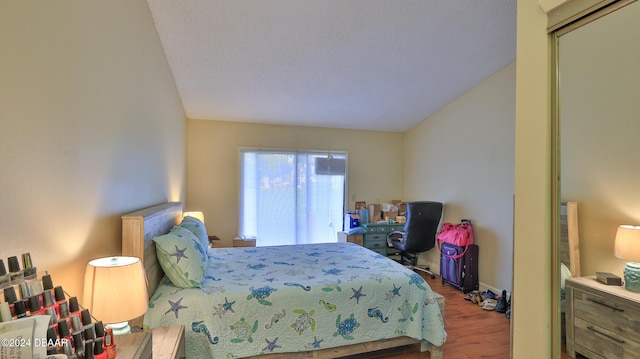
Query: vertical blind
xmin=239 ymin=149 xmax=347 ymax=246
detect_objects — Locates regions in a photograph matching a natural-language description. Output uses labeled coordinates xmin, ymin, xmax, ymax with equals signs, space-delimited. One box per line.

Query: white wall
xmin=0 ymin=0 xmax=186 ymax=296
xmin=186 ymin=120 xmax=404 ymax=247
xmin=404 ymin=62 xmax=516 ymax=292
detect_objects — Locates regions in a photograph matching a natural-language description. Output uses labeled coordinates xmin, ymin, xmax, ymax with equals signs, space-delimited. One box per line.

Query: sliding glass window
xmin=239 ymin=149 xmax=347 ymax=246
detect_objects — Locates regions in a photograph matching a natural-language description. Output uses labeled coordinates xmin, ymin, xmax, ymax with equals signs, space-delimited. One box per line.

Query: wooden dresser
xmin=565 ymin=276 xmax=640 ymax=358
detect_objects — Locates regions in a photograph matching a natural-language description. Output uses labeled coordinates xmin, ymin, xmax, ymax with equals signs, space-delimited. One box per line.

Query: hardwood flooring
xmin=341 ymin=273 xmax=574 ymax=359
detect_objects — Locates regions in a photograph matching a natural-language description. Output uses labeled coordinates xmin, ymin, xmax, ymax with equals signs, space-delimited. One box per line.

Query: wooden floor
xmin=341 ymin=272 xmax=574 ymax=359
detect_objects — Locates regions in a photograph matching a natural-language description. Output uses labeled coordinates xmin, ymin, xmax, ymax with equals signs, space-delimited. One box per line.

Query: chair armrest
xmin=387 ymin=231 xmax=407 ymax=247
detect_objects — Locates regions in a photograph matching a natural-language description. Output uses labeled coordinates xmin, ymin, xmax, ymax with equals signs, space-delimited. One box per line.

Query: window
xmin=239 ymin=149 xmax=347 ymax=246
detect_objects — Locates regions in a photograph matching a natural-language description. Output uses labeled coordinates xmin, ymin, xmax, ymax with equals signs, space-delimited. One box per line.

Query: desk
xmin=361 ymin=222 xmax=405 ymax=256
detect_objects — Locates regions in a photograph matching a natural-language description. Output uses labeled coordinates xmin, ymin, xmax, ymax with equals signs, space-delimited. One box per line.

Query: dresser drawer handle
xmin=587 ymin=298 xmax=624 ymax=312
xmin=587 ymin=325 xmax=625 ymax=343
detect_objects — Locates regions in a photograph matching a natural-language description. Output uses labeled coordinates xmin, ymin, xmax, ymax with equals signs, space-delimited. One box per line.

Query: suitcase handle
xmin=437 ymin=239 xmax=470 ymax=259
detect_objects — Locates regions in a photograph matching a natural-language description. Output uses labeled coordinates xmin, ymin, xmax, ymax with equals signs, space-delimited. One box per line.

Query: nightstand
xmin=233 ymin=238 xmax=256 ymax=247
xmin=337 ymin=231 xmax=363 ymax=246
xmin=116 ymin=331 xmax=152 ymax=359
xmin=152 ymin=325 xmax=185 ymax=359
xmin=565 ymin=277 xmax=640 ymax=358
xmin=116 ymin=325 xmax=185 ymax=359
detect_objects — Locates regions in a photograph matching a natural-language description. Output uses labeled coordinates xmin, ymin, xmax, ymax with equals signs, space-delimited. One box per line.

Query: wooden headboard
xmin=121 ymin=202 xmax=183 ymax=326
xmin=560 ymin=201 xmax=581 ymax=277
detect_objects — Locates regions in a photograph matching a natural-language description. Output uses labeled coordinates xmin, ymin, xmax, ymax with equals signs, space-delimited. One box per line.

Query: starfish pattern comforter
xmin=144 ymin=242 xmax=446 ymax=358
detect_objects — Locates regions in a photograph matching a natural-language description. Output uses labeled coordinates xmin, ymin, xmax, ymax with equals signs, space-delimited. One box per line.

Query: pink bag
xmin=437 ymin=221 xmax=474 ymax=258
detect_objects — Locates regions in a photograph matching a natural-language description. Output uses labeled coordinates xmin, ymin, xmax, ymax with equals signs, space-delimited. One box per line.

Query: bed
xmin=122 ymin=202 xmax=446 ymax=358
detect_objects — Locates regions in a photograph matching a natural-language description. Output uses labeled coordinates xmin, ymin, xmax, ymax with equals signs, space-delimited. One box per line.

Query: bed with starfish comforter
xmin=143 ymin=242 xmax=446 ymax=358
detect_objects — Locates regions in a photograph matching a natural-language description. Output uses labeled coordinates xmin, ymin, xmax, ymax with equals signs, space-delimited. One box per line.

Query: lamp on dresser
xmin=614 ymin=225 xmax=640 ymax=292
xmin=83 ymin=256 xmax=148 ymax=335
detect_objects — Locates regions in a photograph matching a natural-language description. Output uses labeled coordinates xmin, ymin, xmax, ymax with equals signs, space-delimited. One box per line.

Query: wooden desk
xmin=361 ymin=222 xmax=405 ymax=256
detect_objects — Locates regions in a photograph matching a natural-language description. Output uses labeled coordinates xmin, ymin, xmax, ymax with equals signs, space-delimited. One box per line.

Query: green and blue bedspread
xmin=144 ymin=242 xmax=446 ymax=358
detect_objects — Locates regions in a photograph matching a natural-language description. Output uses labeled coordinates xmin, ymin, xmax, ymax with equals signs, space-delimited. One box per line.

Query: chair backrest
xmin=402 ymin=201 xmax=444 ymax=253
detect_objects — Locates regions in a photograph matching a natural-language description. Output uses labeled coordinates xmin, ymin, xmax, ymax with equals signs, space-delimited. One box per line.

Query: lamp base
xmin=106 ymin=321 xmax=131 ymax=335
xmin=624 ymin=262 xmax=640 ymax=292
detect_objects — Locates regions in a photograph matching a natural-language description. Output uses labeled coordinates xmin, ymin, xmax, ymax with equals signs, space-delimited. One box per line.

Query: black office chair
xmin=386 ymin=201 xmax=444 ymax=278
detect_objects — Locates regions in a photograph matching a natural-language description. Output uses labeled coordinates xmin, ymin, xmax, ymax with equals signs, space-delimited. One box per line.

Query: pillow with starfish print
xmin=153 ymin=226 xmax=207 ymax=288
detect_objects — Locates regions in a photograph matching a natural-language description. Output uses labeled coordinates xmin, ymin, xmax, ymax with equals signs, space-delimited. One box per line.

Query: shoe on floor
xmin=480 ymin=298 xmax=497 ymax=311
xmin=468 ymin=290 xmax=480 ymax=304
xmin=481 ymin=290 xmax=497 ymax=299
xmin=495 ymin=290 xmax=508 ymax=313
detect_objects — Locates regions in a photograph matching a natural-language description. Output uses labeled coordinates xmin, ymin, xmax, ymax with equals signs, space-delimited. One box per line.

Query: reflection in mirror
xmin=560 ymin=202 xmax=580 ymax=279
xmin=554 ymin=1 xmax=640 ymax=357
xmin=559 ymin=202 xmax=579 ymax=338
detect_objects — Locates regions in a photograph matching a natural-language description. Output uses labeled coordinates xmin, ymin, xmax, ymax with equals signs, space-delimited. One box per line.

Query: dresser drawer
xmin=573 ymin=290 xmax=640 ymax=343
xmin=566 ymin=277 xmax=640 ymax=359
xmin=365 ymin=233 xmax=386 ymax=242
xmin=574 ymin=317 xmax=640 ymax=359
xmin=366 ymin=226 xmax=389 ymax=233
xmin=366 ymin=238 xmax=387 ymax=249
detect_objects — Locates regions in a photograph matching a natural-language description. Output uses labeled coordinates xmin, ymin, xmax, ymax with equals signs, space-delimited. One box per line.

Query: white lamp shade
xmin=183 ymin=211 xmax=205 ymax=223
xmin=614 ymin=225 xmax=640 ymax=262
xmin=83 ymin=256 xmax=148 ymax=324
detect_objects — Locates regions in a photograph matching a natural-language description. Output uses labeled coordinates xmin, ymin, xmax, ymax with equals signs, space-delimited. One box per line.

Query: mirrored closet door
xmin=552 ymin=0 xmax=640 ymax=356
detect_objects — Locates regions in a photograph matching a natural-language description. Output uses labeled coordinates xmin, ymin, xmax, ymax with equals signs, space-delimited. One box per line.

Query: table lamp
xmin=614 ymin=225 xmax=640 ymax=292
xmin=183 ymin=211 xmax=205 ymax=222
xmin=83 ymin=256 xmax=148 ymax=335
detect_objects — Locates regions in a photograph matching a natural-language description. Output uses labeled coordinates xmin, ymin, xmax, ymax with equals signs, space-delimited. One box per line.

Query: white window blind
xmin=239 ymin=149 xmax=347 ymax=246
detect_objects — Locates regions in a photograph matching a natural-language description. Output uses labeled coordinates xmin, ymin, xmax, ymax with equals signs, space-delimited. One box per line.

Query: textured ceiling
xmin=147 ymin=1 xmax=517 ymax=132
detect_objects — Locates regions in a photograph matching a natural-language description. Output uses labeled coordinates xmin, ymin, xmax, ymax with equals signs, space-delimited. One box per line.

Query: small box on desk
xmin=596 ymin=272 xmax=622 ymax=286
